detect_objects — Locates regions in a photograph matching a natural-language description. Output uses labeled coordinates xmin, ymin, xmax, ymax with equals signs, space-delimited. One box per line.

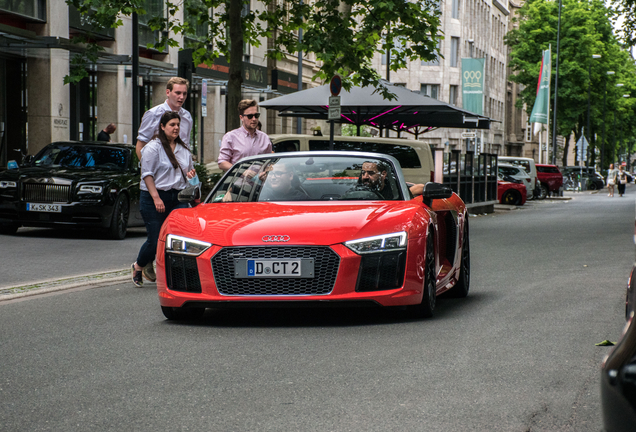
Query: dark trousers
xmin=136 ymin=189 xmax=189 ymax=267
xmin=618 ymin=183 xmax=626 ymax=195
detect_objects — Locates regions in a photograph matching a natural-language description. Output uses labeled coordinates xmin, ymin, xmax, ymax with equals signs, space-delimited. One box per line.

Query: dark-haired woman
xmin=132 ymin=111 xmax=196 ymax=287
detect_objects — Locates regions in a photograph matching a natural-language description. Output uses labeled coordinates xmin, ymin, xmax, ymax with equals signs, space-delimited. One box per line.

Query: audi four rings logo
xmin=262 ymin=235 xmax=290 ymax=242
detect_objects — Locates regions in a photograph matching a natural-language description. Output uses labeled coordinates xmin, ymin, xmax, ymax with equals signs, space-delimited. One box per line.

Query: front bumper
xmin=156 ymin=238 xmax=427 ymax=309
xmin=0 ymin=200 xmax=115 ymax=228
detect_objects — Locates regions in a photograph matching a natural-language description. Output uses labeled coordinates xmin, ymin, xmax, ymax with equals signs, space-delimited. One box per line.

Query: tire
xmin=449 ymin=221 xmax=470 ymax=298
xmin=538 ymin=184 xmax=548 ymax=200
xmin=161 ymin=306 xmax=205 ymax=321
xmin=501 ymin=190 xmax=521 ymax=205
xmin=108 ymin=194 xmax=129 ymax=240
xmin=588 ymin=181 xmax=597 ymax=191
xmin=411 ymin=232 xmax=436 ymax=318
xmin=0 ymin=223 xmax=19 ymax=235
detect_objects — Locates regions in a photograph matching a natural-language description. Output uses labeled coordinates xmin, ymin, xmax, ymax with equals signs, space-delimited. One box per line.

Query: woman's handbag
xmin=620 ymin=173 xmax=628 ymax=184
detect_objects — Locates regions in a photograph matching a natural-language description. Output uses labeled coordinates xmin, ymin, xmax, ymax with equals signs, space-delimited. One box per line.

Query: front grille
xmin=22 ymin=183 xmax=71 ymax=203
xmin=356 ymin=251 xmax=406 ymax=292
xmin=166 ymin=254 xmax=202 ymax=293
xmin=212 ymin=246 xmax=340 ymax=296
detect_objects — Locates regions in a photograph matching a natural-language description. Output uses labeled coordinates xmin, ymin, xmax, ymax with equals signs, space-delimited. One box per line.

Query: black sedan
xmin=0 ymin=141 xmax=143 ymax=239
xmin=601 ymin=265 xmax=636 ymax=431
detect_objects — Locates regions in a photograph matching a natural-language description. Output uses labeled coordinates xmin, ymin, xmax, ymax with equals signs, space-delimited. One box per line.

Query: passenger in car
xmin=259 ymin=162 xmax=309 ymax=201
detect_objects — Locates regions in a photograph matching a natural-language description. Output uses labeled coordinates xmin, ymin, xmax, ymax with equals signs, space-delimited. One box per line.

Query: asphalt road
xmin=0 ymin=190 xmax=633 ymax=431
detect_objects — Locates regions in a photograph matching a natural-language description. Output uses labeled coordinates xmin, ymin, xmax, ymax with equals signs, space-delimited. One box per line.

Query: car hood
xmin=162 ymin=201 xmax=426 ymax=246
xmin=0 ymin=166 xmax=129 ymax=183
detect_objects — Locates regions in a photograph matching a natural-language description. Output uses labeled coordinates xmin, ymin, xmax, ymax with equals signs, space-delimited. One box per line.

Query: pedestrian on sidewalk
xmin=131 ymin=111 xmax=196 ymax=288
xmin=607 ymin=163 xmax=618 ymax=197
xmin=97 ymin=123 xmax=116 ymax=142
xmin=617 ymin=165 xmax=628 ymax=197
xmin=135 ymin=77 xmax=193 ymax=282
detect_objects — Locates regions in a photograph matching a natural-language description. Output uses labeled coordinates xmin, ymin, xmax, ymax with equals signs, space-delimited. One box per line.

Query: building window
xmin=449 ymin=85 xmax=458 ymax=105
xmin=450 ymin=37 xmax=460 ymax=68
xmin=420 ymin=84 xmax=439 ymax=99
xmin=452 ymin=0 xmax=460 ymax=19
xmin=421 ymin=40 xmax=441 ymax=66
xmin=382 ymin=36 xmax=406 ymax=65
xmin=184 ymin=0 xmax=209 ymax=48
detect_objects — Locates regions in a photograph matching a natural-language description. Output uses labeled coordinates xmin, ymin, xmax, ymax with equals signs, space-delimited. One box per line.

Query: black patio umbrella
xmin=260 ymin=81 xmax=492 ymax=137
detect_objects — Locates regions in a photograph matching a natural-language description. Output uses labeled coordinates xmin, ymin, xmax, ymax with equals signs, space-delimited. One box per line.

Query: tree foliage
xmin=65 ymin=0 xmax=442 ymax=130
xmin=506 ymin=0 xmax=636 ymax=167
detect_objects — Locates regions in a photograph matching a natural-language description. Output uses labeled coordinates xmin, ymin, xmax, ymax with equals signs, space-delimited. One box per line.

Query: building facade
xmin=0 ymin=0 xmax=321 ymax=167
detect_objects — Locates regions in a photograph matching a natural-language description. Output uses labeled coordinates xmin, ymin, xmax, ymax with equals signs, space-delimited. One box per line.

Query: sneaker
xmin=131 ymin=263 xmax=143 ymax=287
xmin=143 ymin=263 xmax=157 ymax=282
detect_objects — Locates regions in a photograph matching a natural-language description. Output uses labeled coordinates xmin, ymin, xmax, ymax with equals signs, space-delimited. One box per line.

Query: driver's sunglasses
xmin=361 ymin=170 xmax=380 ymax=176
xmin=270 ymin=171 xmax=290 ymax=178
xmin=242 ymin=113 xmax=261 ymax=119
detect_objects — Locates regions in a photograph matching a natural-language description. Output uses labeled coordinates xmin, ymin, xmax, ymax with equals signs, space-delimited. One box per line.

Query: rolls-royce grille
xmin=166 ymin=254 xmax=202 ymax=293
xmin=212 ymin=246 xmax=340 ymax=296
xmin=22 ymin=183 xmax=71 ymax=203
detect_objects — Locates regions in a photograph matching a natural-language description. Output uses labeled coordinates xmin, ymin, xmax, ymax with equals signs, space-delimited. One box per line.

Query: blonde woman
xmin=607 ymin=163 xmax=618 ymax=197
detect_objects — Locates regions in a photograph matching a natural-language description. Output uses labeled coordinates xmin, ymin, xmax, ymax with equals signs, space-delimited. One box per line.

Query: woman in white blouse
xmin=131 ymin=111 xmax=196 ymax=287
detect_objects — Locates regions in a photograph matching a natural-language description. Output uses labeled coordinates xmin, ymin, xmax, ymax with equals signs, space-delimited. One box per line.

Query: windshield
xmin=33 ymin=144 xmax=128 ymax=170
xmin=210 ymin=155 xmax=404 ymax=203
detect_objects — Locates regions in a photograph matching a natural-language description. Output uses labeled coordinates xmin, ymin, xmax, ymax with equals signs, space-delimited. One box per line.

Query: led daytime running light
xmin=345 ymin=231 xmax=407 ymax=254
xmin=166 ymin=234 xmax=212 ymax=257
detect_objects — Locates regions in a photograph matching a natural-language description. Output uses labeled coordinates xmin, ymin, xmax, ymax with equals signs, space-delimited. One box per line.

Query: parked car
xmin=157 ymin=151 xmax=470 ymax=320
xmin=536 ymin=164 xmax=563 ymax=199
xmin=499 ymin=156 xmax=538 ymax=198
xmin=0 ymin=141 xmax=143 ymax=239
xmin=207 ymin=135 xmax=436 ymax=186
xmin=497 ymin=176 xmax=527 ymax=205
xmin=498 ymin=163 xmax=533 ymax=198
xmin=601 ymin=264 xmax=636 ymax=431
xmin=561 ymin=166 xmax=605 ymax=190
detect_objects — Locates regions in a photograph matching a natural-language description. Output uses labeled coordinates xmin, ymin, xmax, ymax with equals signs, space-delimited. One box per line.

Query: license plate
xmin=234 ymin=258 xmax=314 ymax=278
xmin=27 ymin=203 xmax=62 ymax=213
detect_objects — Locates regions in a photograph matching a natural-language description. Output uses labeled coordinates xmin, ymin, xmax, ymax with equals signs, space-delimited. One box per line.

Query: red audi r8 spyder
xmin=155 ymin=152 xmax=470 ymax=320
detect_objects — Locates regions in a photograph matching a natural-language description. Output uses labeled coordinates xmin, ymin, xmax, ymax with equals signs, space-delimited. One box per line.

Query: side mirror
xmin=421 ymin=182 xmax=452 ymax=206
xmin=21 ymin=155 xmax=34 ymax=166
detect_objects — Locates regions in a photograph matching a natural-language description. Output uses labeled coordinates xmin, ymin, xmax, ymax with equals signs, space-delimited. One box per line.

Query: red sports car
xmin=498 ymin=178 xmax=527 ymax=205
xmin=156 ymin=152 xmax=470 ymax=320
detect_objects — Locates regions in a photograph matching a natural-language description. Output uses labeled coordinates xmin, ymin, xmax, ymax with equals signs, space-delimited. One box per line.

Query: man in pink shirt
xmin=218 ymin=99 xmax=272 ymax=171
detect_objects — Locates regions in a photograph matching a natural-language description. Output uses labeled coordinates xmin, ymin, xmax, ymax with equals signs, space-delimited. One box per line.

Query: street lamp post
xmin=587 ymin=55 xmax=601 ymax=168
xmin=551 ymin=0 xmax=563 ymax=165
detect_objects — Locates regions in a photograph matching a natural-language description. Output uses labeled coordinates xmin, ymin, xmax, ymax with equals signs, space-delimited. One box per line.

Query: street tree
xmin=66 ymin=0 xmax=442 ymax=130
xmin=506 ymin=0 xmax=629 ymax=167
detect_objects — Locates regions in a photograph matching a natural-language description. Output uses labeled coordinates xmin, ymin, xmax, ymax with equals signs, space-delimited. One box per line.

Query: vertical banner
xmin=529 ymin=49 xmax=551 ymax=128
xmin=461 ymin=58 xmax=485 ymax=115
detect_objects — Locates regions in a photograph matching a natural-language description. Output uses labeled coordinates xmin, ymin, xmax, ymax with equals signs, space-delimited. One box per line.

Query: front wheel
xmin=501 ymin=190 xmax=521 ymax=205
xmin=108 ymin=194 xmax=129 ymax=240
xmin=0 ymin=223 xmax=19 ymax=235
xmin=410 ymin=233 xmax=436 ymax=318
xmin=537 ymin=184 xmax=548 ymax=200
xmin=161 ymin=306 xmax=205 ymax=321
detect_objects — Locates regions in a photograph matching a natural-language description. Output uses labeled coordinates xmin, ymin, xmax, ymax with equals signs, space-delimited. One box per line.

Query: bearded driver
xmin=360 ymin=161 xmax=425 ymax=198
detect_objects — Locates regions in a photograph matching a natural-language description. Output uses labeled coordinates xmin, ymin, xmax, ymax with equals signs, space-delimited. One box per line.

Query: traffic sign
xmin=328 ymin=96 xmax=341 ymax=120
xmin=330 ymin=75 xmax=342 ymax=96
xmin=461 ymin=132 xmax=476 ymax=139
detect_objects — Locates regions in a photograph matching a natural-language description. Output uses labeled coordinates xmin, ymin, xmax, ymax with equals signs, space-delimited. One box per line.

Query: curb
xmin=0 ymin=269 xmax=133 ymax=302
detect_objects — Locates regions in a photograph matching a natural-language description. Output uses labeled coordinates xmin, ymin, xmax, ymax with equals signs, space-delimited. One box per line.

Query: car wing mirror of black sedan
xmin=421 ymin=182 xmax=452 ymax=206
xmin=21 ymin=155 xmax=34 ymax=166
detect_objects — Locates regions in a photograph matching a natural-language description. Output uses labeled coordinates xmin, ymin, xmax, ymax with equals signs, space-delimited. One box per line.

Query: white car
xmin=498 ymin=163 xmax=533 ymax=198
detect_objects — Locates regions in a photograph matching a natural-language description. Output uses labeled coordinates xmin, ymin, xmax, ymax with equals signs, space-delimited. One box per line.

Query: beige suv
xmin=206 ymin=134 xmax=435 ymax=185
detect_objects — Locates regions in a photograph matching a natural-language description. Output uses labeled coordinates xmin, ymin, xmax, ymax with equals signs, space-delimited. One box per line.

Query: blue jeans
xmin=136 ymin=189 xmax=189 ymax=267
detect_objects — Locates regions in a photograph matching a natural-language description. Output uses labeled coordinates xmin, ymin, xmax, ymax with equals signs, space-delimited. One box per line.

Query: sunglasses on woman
xmin=242 ymin=113 xmax=261 ymax=119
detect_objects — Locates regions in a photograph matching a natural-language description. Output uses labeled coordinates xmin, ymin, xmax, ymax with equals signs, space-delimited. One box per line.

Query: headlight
xmin=79 ymin=185 xmax=103 ymax=194
xmin=0 ymin=181 xmax=17 ymax=188
xmin=345 ymin=231 xmax=407 ymax=254
xmin=165 ymin=234 xmax=212 ymax=256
